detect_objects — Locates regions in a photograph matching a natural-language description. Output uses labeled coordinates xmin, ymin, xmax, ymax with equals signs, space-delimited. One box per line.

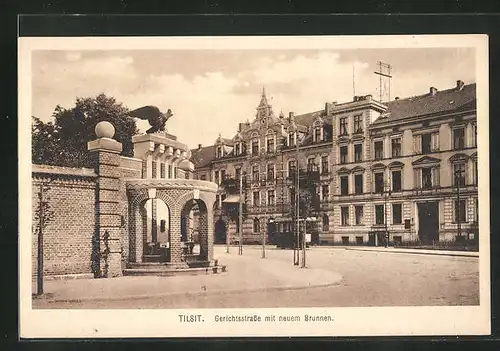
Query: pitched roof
xmin=373 ymin=83 xmax=476 ymax=125
xmin=190 ymin=145 xmax=215 ymax=169
xmin=222 ymin=138 xmax=234 ymax=146
xmin=294 ymin=110 xmax=324 ymax=127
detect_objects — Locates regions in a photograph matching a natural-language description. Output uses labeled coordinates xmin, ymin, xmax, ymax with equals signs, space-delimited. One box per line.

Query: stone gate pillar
xmin=169 ymin=206 xmax=182 ymax=263
xmin=88 ymin=121 xmax=123 ymax=278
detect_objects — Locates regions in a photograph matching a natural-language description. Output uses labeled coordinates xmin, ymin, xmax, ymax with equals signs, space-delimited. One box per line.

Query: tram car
xmin=272 ymin=217 xmax=320 ymax=249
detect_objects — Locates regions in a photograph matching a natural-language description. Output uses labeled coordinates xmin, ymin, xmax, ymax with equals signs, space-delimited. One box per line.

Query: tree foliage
xmin=220 ymin=177 xmax=248 ymax=223
xmin=32 ymin=94 xmax=138 ymax=168
xmin=289 ymin=171 xmax=321 ymax=219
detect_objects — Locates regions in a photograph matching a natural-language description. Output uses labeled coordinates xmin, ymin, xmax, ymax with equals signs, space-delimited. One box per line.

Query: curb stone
xmin=34 ymin=272 xmax=343 ymax=304
xmin=344 ymin=247 xmax=478 ymax=258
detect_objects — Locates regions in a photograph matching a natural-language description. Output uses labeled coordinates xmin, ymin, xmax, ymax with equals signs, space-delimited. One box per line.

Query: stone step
xmin=122 ymin=265 xmax=227 ymax=277
xmin=127 ymin=262 xmax=188 ymax=270
xmin=127 ymin=260 xmax=215 ymax=270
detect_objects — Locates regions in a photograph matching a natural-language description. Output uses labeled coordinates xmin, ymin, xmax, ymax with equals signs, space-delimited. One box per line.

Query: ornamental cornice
xmin=126 ymin=178 xmax=218 ymax=193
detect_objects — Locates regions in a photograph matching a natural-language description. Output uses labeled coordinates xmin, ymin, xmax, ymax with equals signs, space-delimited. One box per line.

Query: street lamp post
xmin=295 ymin=129 xmax=301 ymax=266
xmin=455 ymin=169 xmax=463 ymax=240
xmin=238 ymin=172 xmax=244 ymax=255
xmin=384 ymin=179 xmax=392 ymax=248
xmin=262 ymin=181 xmax=267 ymax=259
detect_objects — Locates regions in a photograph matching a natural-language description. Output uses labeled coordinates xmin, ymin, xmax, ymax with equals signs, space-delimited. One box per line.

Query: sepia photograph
xmin=18 ymin=35 xmax=490 ymax=338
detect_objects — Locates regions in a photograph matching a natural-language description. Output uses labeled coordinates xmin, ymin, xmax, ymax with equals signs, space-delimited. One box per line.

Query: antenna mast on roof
xmin=374 ymin=61 xmax=392 ymax=103
xmin=352 ymin=64 xmax=356 ymax=97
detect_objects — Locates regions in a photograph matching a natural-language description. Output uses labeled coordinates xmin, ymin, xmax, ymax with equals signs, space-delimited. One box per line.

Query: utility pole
xmin=295 ymin=129 xmax=300 ymax=266
xmin=352 ymin=64 xmax=356 ymax=97
xmin=301 ymin=218 xmax=306 ymax=268
xmin=374 ymin=61 xmax=392 ymax=103
xmin=384 ymin=180 xmax=391 ymax=248
xmin=239 ymin=172 xmax=243 ymax=255
xmin=37 ymin=182 xmax=44 ymax=296
xmin=455 ymin=169 xmax=462 ymax=240
xmin=226 ymin=189 xmax=230 ymax=254
xmin=262 ymin=172 xmax=267 ymax=259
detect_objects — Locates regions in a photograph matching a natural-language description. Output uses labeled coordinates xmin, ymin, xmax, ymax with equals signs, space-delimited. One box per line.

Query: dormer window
xmin=216 ymin=146 xmax=223 ymax=158
xmin=288 ymin=132 xmax=295 ymax=146
xmin=235 ymin=143 xmax=241 ymax=155
xmin=314 ymin=127 xmax=321 ymax=143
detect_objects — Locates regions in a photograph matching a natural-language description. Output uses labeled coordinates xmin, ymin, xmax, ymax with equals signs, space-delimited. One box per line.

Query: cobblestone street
xmin=33 ymin=245 xmax=479 ymax=309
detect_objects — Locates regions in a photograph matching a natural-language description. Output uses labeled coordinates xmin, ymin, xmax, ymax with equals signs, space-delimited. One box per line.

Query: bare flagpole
xmin=239 ymin=172 xmax=243 ymax=255
xmin=296 ymin=129 xmax=300 ymax=266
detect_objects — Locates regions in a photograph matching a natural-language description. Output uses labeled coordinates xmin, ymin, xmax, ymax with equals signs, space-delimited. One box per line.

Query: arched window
xmin=253 ymin=218 xmax=261 ymax=233
xmin=251 ymin=139 xmax=259 ymax=156
xmin=322 ymin=214 xmax=329 ymax=232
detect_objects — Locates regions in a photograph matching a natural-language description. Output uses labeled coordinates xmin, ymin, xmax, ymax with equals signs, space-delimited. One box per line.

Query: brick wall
xmin=32 ymin=166 xmax=97 ymax=278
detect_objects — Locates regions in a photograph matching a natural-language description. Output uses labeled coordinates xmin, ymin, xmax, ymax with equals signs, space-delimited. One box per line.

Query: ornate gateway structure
xmin=32 ymin=121 xmax=223 ymax=280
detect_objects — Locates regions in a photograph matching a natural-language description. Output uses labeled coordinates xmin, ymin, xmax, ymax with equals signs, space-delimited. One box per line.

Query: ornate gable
xmin=449 ymin=153 xmax=470 ymax=163
xmin=371 ymin=162 xmax=387 ymax=170
xmin=388 ymin=161 xmax=405 ymax=169
xmin=412 ymin=155 xmax=441 ymax=166
xmin=351 ymin=165 xmax=365 ymax=173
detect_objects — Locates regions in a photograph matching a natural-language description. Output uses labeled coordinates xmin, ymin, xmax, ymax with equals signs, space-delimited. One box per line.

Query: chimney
xmin=198 ymin=144 xmax=202 ymax=150
xmin=429 ymin=86 xmax=438 ymax=96
xmin=325 ymin=102 xmax=330 ymax=115
xmin=456 ymin=80 xmax=465 ymax=90
xmin=289 ymin=112 xmax=295 ymax=121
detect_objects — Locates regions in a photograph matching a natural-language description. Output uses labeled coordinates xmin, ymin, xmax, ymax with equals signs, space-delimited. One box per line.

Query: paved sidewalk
xmin=33 ymin=251 xmax=342 ymax=303
xmin=342 ymin=246 xmax=479 ymax=257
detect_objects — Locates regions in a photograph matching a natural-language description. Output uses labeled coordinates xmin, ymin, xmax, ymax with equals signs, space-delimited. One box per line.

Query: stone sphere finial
xmin=95 ymin=121 xmax=115 ymax=139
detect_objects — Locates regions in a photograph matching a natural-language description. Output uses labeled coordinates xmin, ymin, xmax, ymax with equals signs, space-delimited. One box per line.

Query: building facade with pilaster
xmin=191 ymin=81 xmax=478 ymax=245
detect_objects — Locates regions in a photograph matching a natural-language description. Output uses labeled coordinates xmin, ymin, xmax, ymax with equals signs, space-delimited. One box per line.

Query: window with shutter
xmin=431 ymin=132 xmax=440 ymax=151
xmin=413 ymin=135 xmax=421 ymax=154
xmin=421 ymin=133 xmax=432 ymax=154
xmin=414 ymin=169 xmax=422 ymax=188
xmin=432 ymin=167 xmax=440 ymax=187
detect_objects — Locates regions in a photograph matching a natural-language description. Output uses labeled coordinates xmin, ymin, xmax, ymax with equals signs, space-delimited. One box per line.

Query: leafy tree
xmin=289 ymin=171 xmax=320 ymax=219
xmin=32 ymin=94 xmax=138 ymax=167
xmin=32 ymin=116 xmax=62 ymax=165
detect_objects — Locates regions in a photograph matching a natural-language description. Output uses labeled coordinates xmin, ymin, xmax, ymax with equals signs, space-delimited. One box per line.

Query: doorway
xmin=417 ymin=201 xmax=439 ymax=244
xmin=214 ymin=219 xmax=227 ymax=244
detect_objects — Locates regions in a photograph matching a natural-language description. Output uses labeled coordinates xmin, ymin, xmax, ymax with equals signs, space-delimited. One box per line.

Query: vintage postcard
xmin=19 ymin=35 xmax=490 ymax=338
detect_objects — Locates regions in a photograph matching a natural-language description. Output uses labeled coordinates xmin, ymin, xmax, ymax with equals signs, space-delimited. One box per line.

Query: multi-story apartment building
xmin=191 ymin=81 xmax=478 ymax=246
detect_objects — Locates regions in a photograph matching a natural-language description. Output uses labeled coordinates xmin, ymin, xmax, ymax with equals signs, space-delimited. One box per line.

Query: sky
xmin=32 ymin=48 xmax=476 ymax=149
